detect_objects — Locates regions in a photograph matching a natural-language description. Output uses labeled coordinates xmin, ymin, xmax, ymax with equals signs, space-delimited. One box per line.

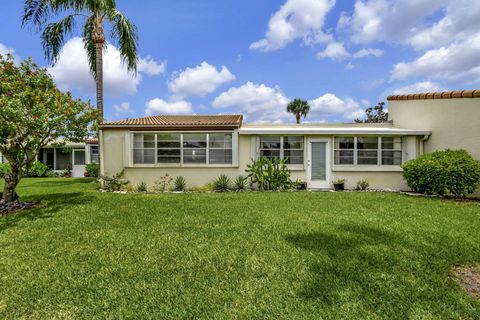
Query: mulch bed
xmin=0 ymin=200 xmax=35 ymax=216
xmin=453 ymin=266 xmax=480 ymax=299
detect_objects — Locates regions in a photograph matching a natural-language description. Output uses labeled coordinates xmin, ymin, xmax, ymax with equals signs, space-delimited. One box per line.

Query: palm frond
xmin=108 ymin=9 xmax=138 ymax=74
xmin=82 ymin=15 xmax=98 ymax=77
xmin=22 ymin=0 xmax=87 ymax=28
xmin=41 ymin=14 xmax=76 ymax=64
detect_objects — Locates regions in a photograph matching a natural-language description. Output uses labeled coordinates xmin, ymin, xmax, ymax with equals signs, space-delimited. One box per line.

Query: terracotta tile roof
xmin=102 ymin=114 xmax=243 ymax=129
xmin=387 ymin=90 xmax=480 ymax=101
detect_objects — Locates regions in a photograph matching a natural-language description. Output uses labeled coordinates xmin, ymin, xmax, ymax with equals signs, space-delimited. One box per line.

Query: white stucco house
xmin=98 ymin=90 xmax=480 ymax=190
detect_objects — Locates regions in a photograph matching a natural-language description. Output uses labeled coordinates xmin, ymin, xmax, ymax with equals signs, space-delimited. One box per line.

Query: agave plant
xmin=173 ymin=176 xmax=187 ymax=192
xmin=213 ymin=174 xmax=232 ymax=192
xmin=136 ymin=181 xmax=148 ymax=193
xmin=233 ymin=175 xmax=248 ymax=191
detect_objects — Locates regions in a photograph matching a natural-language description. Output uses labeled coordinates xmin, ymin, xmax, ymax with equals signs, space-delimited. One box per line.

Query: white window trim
xmin=256 ymin=136 xmax=306 ymax=170
xmin=333 ymin=136 xmax=403 ymax=171
xmin=128 ymin=131 xmax=238 ymax=168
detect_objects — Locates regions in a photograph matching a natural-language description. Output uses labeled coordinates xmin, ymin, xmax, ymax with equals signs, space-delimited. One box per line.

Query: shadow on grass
xmin=27 ymin=178 xmax=96 ymax=187
xmin=0 ymin=192 xmax=94 ymax=233
xmin=285 ymin=224 xmax=477 ymax=318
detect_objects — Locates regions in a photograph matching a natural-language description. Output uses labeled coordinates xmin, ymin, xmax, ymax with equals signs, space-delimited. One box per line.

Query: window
xmin=381 ymin=137 xmax=402 ymax=165
xmin=90 ymin=145 xmax=99 ymax=164
xmin=259 ymin=136 xmax=304 ymax=165
xmin=209 ymin=133 xmax=232 ymax=164
xmin=134 ymin=134 xmax=155 ymax=164
xmin=334 ymin=137 xmax=354 ymax=165
xmin=133 ymin=133 xmax=234 ymax=166
xmin=357 ymin=137 xmax=378 ymax=165
xmin=334 ymin=136 xmax=402 ymax=166
xmin=283 ymin=136 xmax=304 ymax=164
xmin=157 ymin=134 xmax=181 ymax=164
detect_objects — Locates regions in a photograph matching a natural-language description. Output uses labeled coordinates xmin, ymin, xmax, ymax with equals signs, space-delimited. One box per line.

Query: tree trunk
xmin=2 ymin=164 xmax=20 ymax=204
xmin=296 ymin=114 xmax=301 ymax=124
xmin=95 ymin=40 xmax=104 ymax=123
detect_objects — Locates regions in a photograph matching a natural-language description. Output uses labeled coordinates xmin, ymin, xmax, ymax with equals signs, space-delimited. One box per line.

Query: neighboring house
xmin=95 ymin=89 xmax=477 ymax=190
xmin=0 ymin=140 xmax=99 ymax=178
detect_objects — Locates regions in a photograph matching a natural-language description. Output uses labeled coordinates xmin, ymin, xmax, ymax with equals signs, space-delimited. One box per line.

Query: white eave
xmin=239 ymin=124 xmax=431 ymax=136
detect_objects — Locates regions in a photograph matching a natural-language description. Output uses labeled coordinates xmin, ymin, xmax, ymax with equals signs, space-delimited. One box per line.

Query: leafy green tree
xmin=355 ymin=102 xmax=389 ymax=123
xmin=286 ymin=99 xmax=310 ymax=124
xmin=22 ymin=0 xmax=139 ymax=122
xmin=0 ymin=55 xmax=96 ymax=203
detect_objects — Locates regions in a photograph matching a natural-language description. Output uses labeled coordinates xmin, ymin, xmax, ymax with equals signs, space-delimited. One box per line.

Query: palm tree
xmin=22 ymin=0 xmax=139 ymax=122
xmin=287 ymin=99 xmax=310 ymax=124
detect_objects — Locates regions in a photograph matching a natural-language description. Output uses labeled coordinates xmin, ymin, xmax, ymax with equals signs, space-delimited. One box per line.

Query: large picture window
xmin=334 ymin=136 xmax=402 ymax=166
xmin=259 ymin=136 xmax=304 ymax=165
xmin=133 ymin=133 xmax=234 ymax=166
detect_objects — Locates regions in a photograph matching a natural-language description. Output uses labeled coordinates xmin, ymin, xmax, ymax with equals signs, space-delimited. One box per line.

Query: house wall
xmin=388 ymin=98 xmax=480 ymax=159
xmin=101 ymin=128 xmax=416 ymax=190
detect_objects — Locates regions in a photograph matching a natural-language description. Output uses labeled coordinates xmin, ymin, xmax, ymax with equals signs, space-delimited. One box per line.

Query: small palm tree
xmin=22 ymin=0 xmax=139 ymax=122
xmin=287 ymin=99 xmax=310 ymax=124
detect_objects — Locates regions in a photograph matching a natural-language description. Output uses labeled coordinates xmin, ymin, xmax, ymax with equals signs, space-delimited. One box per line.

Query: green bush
xmin=86 ymin=163 xmax=99 ymax=177
xmin=100 ymin=170 xmax=129 ymax=192
xmin=173 ymin=176 xmax=186 ymax=192
xmin=402 ymin=149 xmax=480 ymax=198
xmin=246 ymin=156 xmax=294 ymax=191
xmin=136 ymin=181 xmax=148 ymax=192
xmin=233 ymin=175 xmax=248 ymax=191
xmin=25 ymin=161 xmax=50 ymax=177
xmin=213 ymin=174 xmax=232 ymax=192
xmin=0 ymin=163 xmax=11 ymax=178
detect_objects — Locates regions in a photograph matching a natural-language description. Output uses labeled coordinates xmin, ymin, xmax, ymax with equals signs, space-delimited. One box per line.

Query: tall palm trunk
xmin=95 ymin=41 xmax=103 ymax=123
xmin=296 ymin=114 xmax=301 ymax=124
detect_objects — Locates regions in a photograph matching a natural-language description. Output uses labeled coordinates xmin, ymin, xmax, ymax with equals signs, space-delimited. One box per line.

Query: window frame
xmin=256 ymin=136 xmax=306 ymax=169
xmin=130 ymin=131 xmax=237 ymax=167
xmin=333 ymin=136 xmax=403 ymax=168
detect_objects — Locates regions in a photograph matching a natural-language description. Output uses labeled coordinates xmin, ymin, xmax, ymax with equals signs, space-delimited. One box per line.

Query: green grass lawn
xmin=1 ymin=178 xmax=480 ymax=319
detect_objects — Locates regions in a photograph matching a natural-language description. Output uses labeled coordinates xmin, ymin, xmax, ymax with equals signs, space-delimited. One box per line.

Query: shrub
xmin=153 ymin=174 xmax=173 ymax=192
xmin=213 ymin=174 xmax=232 ymax=192
xmin=233 ymin=175 xmax=248 ymax=191
xmin=402 ymin=149 xmax=480 ymax=198
xmin=0 ymin=163 xmax=11 ymax=178
xmin=173 ymin=176 xmax=186 ymax=192
xmin=85 ymin=163 xmax=99 ymax=177
xmin=100 ymin=170 xmax=129 ymax=192
xmin=356 ymin=179 xmax=369 ymax=191
xmin=246 ymin=156 xmax=294 ymax=191
xmin=25 ymin=161 xmax=50 ymax=177
xmin=136 ymin=181 xmax=148 ymax=192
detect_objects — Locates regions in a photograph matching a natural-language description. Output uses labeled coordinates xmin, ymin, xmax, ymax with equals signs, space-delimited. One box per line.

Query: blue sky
xmin=0 ymin=0 xmax=479 ymax=123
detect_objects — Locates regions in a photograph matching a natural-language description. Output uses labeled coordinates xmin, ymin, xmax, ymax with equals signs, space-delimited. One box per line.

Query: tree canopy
xmin=0 ymin=54 xmax=97 ymax=203
xmin=287 ymin=99 xmax=310 ymax=124
xmin=354 ymin=102 xmax=389 ymax=123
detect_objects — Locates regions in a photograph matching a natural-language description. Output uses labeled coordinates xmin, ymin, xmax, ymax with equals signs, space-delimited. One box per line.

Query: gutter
xmin=419 ymin=134 xmax=430 ymax=155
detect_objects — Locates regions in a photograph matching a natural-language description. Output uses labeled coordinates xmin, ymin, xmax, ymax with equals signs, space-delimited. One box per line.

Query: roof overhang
xmin=239 ymin=126 xmax=431 ymax=136
xmin=100 ymin=124 xmax=240 ymax=131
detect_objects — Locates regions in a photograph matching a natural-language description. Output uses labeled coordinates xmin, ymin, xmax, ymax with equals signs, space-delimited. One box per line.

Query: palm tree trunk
xmin=95 ymin=41 xmax=104 ymax=123
xmin=296 ymin=114 xmax=301 ymax=124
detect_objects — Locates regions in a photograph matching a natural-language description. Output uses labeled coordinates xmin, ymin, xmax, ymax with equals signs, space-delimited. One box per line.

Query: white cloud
xmin=145 ymin=98 xmax=193 ymax=115
xmin=392 ymin=82 xmax=446 ymax=95
xmin=113 ymin=102 xmax=134 ymax=117
xmin=391 ymin=35 xmax=480 ymax=83
xmin=138 ymin=56 xmax=166 ymax=76
xmin=340 ymin=0 xmax=446 ymax=44
xmin=48 ymin=37 xmax=164 ymax=97
xmin=345 ymin=62 xmax=355 ymax=70
xmin=250 ymin=0 xmax=335 ymax=52
xmin=352 ymin=48 xmax=383 ymax=58
xmin=317 ymin=42 xmax=383 ymax=61
xmin=317 ymin=42 xmax=350 ymax=60
xmin=212 ymin=82 xmax=290 ymax=123
xmin=309 ymin=93 xmax=363 ymax=121
xmin=168 ymin=61 xmax=235 ymax=98
xmin=0 ymin=43 xmax=19 ymax=63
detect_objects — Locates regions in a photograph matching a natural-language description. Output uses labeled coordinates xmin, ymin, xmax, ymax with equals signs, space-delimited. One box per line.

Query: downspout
xmin=419 ymin=135 xmax=430 ymax=155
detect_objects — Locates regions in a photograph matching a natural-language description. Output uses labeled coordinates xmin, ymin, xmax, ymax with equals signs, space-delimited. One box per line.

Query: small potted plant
xmin=332 ymin=178 xmax=346 ymax=191
xmin=63 ymin=164 xmax=72 ymax=178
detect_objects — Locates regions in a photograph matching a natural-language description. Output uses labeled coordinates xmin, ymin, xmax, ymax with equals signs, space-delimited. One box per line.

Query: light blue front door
xmin=309 ymin=141 xmax=330 ymax=188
